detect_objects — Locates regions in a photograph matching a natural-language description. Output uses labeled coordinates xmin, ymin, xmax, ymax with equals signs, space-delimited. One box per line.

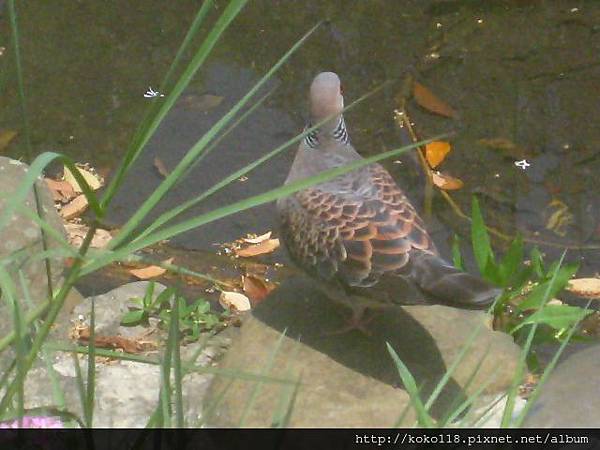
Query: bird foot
xmin=322 ymin=307 xmax=378 ymax=337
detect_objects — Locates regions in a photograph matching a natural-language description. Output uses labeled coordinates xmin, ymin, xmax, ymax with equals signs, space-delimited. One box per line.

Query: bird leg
xmin=315 ymin=282 xmax=389 ymax=336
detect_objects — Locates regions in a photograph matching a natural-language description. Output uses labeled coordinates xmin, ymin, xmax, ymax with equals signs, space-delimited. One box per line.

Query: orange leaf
xmin=413 ymin=82 xmax=457 ymax=118
xmin=425 ymin=141 xmax=451 ymax=168
xmin=431 ymin=171 xmax=464 ymax=190
xmin=60 ymin=194 xmax=89 ymax=219
xmin=129 ymin=257 xmax=174 ymax=280
xmin=243 ymin=274 xmax=276 ymax=304
xmin=235 ymin=238 xmax=280 ymax=257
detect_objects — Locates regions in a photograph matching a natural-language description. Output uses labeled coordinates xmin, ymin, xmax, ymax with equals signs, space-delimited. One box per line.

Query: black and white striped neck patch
xmin=303 ymin=116 xmax=350 ymax=149
xmin=332 ymin=116 xmax=349 ymax=145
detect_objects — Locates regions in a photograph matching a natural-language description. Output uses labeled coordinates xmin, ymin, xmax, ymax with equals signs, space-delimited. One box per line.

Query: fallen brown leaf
xmin=242 ymin=231 xmax=272 ymax=244
xmin=431 ymin=171 xmax=464 ymax=190
xmin=478 ymin=137 xmax=532 ymax=160
xmin=60 ymin=194 xmax=89 ymax=219
xmin=235 ymin=238 xmax=280 ymax=257
xmin=129 ymin=257 xmax=174 ymax=280
xmin=425 ymin=141 xmax=451 ymax=168
xmin=153 ymin=157 xmax=170 ymax=178
xmin=243 ymin=274 xmax=276 ymax=304
xmin=77 ymin=327 xmax=156 ymax=353
xmin=567 ymin=278 xmax=600 ymax=299
xmin=45 ymin=178 xmax=76 ymax=203
xmin=413 ymin=81 xmax=457 ymax=118
xmin=182 ymin=93 xmax=224 ymax=111
xmin=219 ymin=291 xmax=251 ymax=312
xmin=0 ymin=129 xmax=17 ymax=152
xmin=64 ymin=164 xmax=102 ymax=193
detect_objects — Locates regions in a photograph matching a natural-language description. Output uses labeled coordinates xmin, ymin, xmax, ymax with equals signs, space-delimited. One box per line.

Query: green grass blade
xmin=386 ymin=342 xmax=435 ymax=427
xmin=0 ymin=268 xmax=26 ymax=420
xmin=130 ymin=82 xmax=387 ymax=246
xmin=470 ymin=196 xmax=495 ymax=276
xmin=238 ymin=330 xmax=288 ymax=427
xmin=170 ymin=295 xmax=184 ymax=427
xmin=512 ymin=301 xmax=590 ymax=427
xmin=101 ymin=0 xmax=249 ymax=209
xmin=108 ymin=21 xmax=323 ymax=250
xmin=500 ymin=250 xmax=567 ymax=427
xmin=81 ymin=136 xmax=443 ymax=276
xmin=84 ymin=297 xmax=96 ymax=427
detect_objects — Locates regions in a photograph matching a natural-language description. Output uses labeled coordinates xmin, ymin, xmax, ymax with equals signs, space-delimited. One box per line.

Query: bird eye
xmin=339 ymin=83 xmax=344 ymax=96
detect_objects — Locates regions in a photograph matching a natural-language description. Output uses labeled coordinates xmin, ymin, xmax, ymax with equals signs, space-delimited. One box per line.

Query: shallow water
xmin=1 ymin=0 xmax=599 ymax=278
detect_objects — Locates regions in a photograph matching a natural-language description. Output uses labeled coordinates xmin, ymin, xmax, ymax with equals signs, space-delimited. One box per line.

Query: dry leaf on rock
xmin=60 ymin=194 xmax=89 ymax=220
xmin=425 ymin=141 xmax=451 ymax=168
xmin=0 ymin=129 xmax=17 ymax=152
xmin=129 ymin=257 xmax=174 ymax=280
xmin=45 ymin=178 xmax=76 ymax=202
xmin=219 ymin=291 xmax=251 ymax=312
xmin=65 ymin=223 xmax=112 ymax=248
xmin=64 ymin=165 xmax=102 ymax=193
xmin=431 ymin=171 xmax=464 ymax=190
xmin=153 ymin=157 xmax=170 ymax=178
xmin=413 ymin=81 xmax=457 ymax=118
xmin=243 ymin=274 xmax=276 ymax=304
xmin=567 ymin=278 xmax=600 ymax=299
xmin=235 ymin=238 xmax=280 ymax=257
xmin=242 ymin=231 xmax=272 ymax=244
xmin=76 ymin=326 xmax=155 ymax=353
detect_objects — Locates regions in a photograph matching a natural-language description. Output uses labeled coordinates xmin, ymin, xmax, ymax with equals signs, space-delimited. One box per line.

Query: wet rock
xmin=0 ymin=157 xmax=67 ymax=338
xmin=523 ymin=344 xmax=600 ymax=428
xmin=23 ymin=282 xmax=231 ymax=427
xmin=204 ymin=276 xmax=520 ymax=427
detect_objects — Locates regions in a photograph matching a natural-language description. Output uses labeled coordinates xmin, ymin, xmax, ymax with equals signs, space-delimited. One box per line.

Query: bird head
xmin=309 ymin=72 xmax=344 ymax=127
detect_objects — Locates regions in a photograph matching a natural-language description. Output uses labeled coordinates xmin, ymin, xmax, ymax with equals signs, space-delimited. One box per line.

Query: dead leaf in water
xmin=64 ymin=165 xmax=102 ymax=193
xmin=60 ymin=194 xmax=89 ymax=219
xmin=242 ymin=231 xmax=272 ymax=244
xmin=0 ymin=129 xmax=17 ymax=152
xmin=544 ymin=199 xmax=573 ymax=237
xmin=567 ymin=278 xmax=600 ymax=299
xmin=153 ymin=157 xmax=170 ymax=178
xmin=235 ymin=238 xmax=280 ymax=257
xmin=425 ymin=141 xmax=451 ymax=168
xmin=431 ymin=171 xmax=464 ymax=190
xmin=413 ymin=82 xmax=457 ymax=118
xmin=182 ymin=93 xmax=223 ymax=111
xmin=219 ymin=291 xmax=251 ymax=312
xmin=478 ymin=137 xmax=532 ymax=160
xmin=129 ymin=257 xmax=174 ymax=280
xmin=243 ymin=274 xmax=276 ymax=304
xmin=45 ymin=178 xmax=76 ymax=202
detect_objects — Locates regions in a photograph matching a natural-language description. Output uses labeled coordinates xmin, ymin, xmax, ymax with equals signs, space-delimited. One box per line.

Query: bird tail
xmin=409 ymin=252 xmax=501 ymax=309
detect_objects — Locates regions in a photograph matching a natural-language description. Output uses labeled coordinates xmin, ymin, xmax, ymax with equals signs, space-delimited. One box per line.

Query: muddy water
xmin=1 ymin=1 xmax=599 ymax=282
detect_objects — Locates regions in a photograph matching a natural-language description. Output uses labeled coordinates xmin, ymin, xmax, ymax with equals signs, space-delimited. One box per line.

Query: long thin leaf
xmin=386 ymin=343 xmax=435 ymax=427
xmin=108 ymin=21 xmax=323 ymax=250
xmin=81 ymin=136 xmax=443 ymax=276
xmin=101 ymin=0 xmax=249 ymax=209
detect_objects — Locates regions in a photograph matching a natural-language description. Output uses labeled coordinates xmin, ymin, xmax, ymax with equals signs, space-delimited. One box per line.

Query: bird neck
xmin=304 ymin=114 xmax=349 ymax=149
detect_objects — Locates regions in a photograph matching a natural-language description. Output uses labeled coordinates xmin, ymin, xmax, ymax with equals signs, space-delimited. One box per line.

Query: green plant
xmin=121 ymin=283 xmax=224 ymax=341
xmin=465 ymin=197 xmax=590 ymax=342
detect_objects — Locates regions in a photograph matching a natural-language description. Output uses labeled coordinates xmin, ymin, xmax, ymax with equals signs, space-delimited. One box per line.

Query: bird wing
xmin=279 ymin=163 xmax=436 ymax=288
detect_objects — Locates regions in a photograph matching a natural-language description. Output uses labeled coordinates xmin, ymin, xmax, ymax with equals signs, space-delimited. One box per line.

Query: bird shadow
xmin=252 ymin=275 xmax=471 ymax=422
